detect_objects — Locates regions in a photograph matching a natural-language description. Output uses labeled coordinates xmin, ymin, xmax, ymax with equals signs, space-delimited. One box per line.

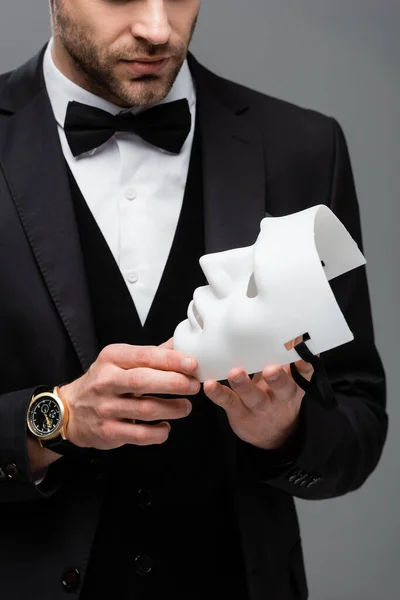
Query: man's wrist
xmin=27 ymin=433 xmax=62 ymax=475
xmin=267 ymin=416 xmax=301 ymax=451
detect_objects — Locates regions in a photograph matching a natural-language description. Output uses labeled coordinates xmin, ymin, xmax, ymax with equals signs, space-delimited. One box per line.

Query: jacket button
xmin=5 ymin=464 xmax=19 ymax=479
xmin=137 ymin=489 xmax=152 ymax=508
xmin=0 ymin=468 xmax=6 ymax=482
xmin=288 ymin=469 xmax=303 ymax=483
xmin=294 ymin=473 xmax=310 ymax=485
xmin=135 ymin=554 xmax=153 ymax=576
xmin=299 ymin=476 xmax=313 ymax=487
xmin=61 ymin=567 xmax=81 ymax=592
xmin=307 ymin=476 xmax=322 ymax=488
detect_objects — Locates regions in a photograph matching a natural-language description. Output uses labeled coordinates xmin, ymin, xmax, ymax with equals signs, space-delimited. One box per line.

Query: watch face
xmin=29 ymin=396 xmax=62 ymax=437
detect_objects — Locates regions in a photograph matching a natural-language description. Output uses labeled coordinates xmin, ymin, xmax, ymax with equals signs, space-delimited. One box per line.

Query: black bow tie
xmin=64 ymin=98 xmax=192 ymax=157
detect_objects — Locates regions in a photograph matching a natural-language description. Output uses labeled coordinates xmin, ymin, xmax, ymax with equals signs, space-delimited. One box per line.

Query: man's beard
xmin=52 ymin=2 xmax=197 ymax=108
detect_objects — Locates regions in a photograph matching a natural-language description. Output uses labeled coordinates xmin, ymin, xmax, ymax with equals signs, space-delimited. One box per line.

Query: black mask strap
xmin=290 ymin=341 xmax=337 ymax=410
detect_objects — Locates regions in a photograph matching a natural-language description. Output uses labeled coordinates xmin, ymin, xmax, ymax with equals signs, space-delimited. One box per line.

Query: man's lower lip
xmin=124 ymin=58 xmax=170 ymax=75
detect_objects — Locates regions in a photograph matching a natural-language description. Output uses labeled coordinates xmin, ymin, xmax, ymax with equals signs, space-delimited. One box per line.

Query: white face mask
xmin=173 ymin=205 xmax=366 ymax=383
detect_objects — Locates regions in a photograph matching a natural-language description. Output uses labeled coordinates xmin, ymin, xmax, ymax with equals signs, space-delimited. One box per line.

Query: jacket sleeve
xmin=235 ymin=119 xmax=388 ymax=499
xmin=0 ymin=386 xmax=65 ymax=502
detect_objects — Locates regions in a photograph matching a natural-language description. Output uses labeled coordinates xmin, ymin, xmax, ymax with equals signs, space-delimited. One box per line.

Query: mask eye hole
xmin=246 ymin=273 xmax=258 ymax=298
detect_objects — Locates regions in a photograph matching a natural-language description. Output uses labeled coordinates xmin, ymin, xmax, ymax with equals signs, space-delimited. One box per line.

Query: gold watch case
xmin=27 ymin=387 xmax=69 ymax=445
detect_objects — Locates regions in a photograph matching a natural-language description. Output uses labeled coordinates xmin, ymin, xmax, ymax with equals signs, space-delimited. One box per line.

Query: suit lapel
xmin=0 ymin=49 xmax=98 ymax=371
xmin=189 ymin=56 xmax=267 ymax=492
xmin=189 ymin=54 xmax=266 ymax=255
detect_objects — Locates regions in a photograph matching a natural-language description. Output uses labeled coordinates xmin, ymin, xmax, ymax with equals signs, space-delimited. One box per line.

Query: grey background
xmin=0 ymin=1 xmax=398 ymax=599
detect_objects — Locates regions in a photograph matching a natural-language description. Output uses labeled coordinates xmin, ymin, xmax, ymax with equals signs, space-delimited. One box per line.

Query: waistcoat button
xmin=135 ymin=554 xmax=153 ymax=576
xmin=137 ymin=488 xmax=152 ymax=508
xmin=61 ymin=567 xmax=81 ymax=592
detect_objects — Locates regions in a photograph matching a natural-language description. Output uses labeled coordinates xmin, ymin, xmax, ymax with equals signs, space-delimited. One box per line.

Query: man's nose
xmin=130 ymin=0 xmax=172 ymax=47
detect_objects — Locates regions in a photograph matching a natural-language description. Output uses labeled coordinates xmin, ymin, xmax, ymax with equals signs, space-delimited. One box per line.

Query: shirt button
xmin=135 ymin=554 xmax=153 ymax=576
xmin=125 ymin=188 xmax=137 ymax=201
xmin=127 ymin=272 xmax=138 ymax=284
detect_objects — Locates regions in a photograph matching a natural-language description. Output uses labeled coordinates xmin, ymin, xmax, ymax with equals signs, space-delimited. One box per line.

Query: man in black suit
xmin=0 ymin=1 xmax=387 ymax=599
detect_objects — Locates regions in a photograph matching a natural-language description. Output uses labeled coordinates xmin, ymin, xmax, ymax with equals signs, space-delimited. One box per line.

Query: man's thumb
xmin=159 ymin=337 xmax=174 ymax=349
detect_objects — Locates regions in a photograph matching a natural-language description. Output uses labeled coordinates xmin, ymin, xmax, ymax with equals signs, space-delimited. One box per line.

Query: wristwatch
xmin=27 ymin=386 xmax=75 ymax=455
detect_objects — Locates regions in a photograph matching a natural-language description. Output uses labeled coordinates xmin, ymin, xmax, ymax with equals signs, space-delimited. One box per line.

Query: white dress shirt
xmin=43 ymin=40 xmax=197 ymax=326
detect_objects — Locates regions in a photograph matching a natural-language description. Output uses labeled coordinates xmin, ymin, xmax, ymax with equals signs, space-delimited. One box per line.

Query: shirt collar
xmin=43 ymin=38 xmax=196 ymax=129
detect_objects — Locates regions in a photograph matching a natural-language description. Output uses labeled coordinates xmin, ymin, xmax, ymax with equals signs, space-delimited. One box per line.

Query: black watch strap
xmin=42 ymin=437 xmax=83 ymax=457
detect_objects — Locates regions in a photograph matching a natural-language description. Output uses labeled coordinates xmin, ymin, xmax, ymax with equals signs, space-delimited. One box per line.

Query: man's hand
xmin=60 ymin=343 xmax=200 ymax=450
xmin=203 ymin=357 xmax=314 ymax=451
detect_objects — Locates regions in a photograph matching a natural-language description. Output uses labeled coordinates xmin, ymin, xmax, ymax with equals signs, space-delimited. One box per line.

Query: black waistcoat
xmin=67 ymin=128 xmax=249 ymax=600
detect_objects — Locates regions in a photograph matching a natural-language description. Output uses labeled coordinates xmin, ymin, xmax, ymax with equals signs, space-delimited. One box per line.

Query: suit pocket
xmin=289 ymin=539 xmax=308 ymax=600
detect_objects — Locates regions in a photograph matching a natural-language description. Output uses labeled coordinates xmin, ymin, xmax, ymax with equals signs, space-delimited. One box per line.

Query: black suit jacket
xmin=0 ymin=46 xmax=387 ymax=600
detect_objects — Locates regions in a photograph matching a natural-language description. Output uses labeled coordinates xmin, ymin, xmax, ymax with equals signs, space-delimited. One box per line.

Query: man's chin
xmin=108 ymin=56 xmax=183 ymax=106
xmin=116 ymin=78 xmax=172 ymax=107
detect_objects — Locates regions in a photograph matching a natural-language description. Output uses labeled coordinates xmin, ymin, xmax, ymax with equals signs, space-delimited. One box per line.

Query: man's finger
xmin=227 ymin=369 xmax=269 ymax=412
xmin=118 ymin=367 xmax=200 ymax=397
xmin=99 ymin=343 xmax=197 ymax=374
xmin=293 ymin=359 xmax=314 ymax=382
xmin=106 ymin=420 xmax=172 ymax=447
xmin=100 ymin=396 xmax=192 ymax=422
xmin=262 ymin=365 xmax=298 ymax=402
xmin=203 ymin=380 xmax=243 ymax=412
